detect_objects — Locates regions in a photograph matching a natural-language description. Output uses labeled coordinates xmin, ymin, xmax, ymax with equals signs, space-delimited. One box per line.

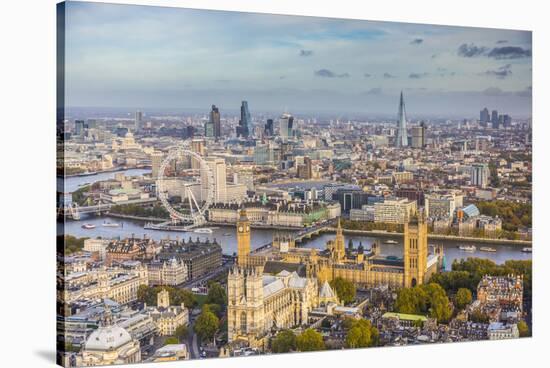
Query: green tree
xmin=164 ymin=337 xmax=180 ymax=345
xmin=395 ymin=283 xmax=452 ymax=323
xmin=296 ymin=329 xmax=325 ymax=352
xmin=194 ymin=305 xmax=219 ymax=342
xmin=455 ymin=288 xmax=473 ymax=310
xmin=271 ymin=330 xmax=297 ymax=353
xmin=423 ymin=283 xmax=453 ymax=323
xmin=517 ymin=320 xmax=530 ymax=337
xmin=203 ymin=303 xmax=222 ymax=318
xmin=175 ymin=325 xmax=188 ymax=341
xmin=344 ymin=319 xmax=378 ymax=348
xmin=429 ymin=271 xmax=473 ymax=296
xmin=329 ymin=277 xmax=356 ymax=305
xmin=206 ymin=282 xmax=227 ymax=307
xmin=395 ymin=287 xmax=427 ymax=315
xmin=469 ymin=308 xmax=489 ymax=323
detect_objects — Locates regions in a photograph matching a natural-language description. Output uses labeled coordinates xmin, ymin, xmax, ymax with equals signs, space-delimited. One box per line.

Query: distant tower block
xmin=403 ymin=212 xmax=428 ymax=288
xmin=396 ymin=91 xmax=408 ymax=147
xmin=237 ymin=208 xmax=251 ymax=266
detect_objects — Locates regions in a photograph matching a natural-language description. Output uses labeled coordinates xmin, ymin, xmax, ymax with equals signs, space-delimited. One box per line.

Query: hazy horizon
xmin=63 ymin=2 xmax=532 ymax=117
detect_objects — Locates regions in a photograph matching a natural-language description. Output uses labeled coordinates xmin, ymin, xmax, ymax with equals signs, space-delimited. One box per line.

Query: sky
xmin=63 ymin=1 xmax=533 ymax=117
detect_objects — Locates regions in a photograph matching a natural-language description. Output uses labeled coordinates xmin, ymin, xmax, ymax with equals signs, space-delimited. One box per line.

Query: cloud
xmin=410 ymin=38 xmax=423 ymax=45
xmin=482 ymin=87 xmax=503 ymax=96
xmin=488 ymin=46 xmax=531 ymax=59
xmin=299 ymin=49 xmax=313 ymax=57
xmin=458 ymin=43 xmax=531 ymax=60
xmin=383 ymin=72 xmax=396 ymax=79
xmin=409 ymin=72 xmax=429 ymax=79
xmin=314 ymin=69 xmax=349 ymax=78
xmin=482 ymin=64 xmax=512 ymax=79
xmin=364 ymin=73 xmax=371 ymax=78
xmin=365 ymin=87 xmax=382 ymax=95
xmin=457 ymin=43 xmax=488 ymax=57
xmin=496 ymin=40 xmax=508 ymax=44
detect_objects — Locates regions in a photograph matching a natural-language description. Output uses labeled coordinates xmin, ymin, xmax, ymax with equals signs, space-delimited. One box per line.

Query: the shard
xmin=396 ymin=91 xmax=408 ymax=147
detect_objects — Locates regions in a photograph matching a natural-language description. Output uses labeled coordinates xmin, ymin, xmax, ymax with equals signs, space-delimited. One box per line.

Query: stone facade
xmin=227 ymin=266 xmax=318 ymax=345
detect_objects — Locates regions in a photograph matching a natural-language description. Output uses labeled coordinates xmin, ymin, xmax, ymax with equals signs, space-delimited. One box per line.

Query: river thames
xmin=62 ymin=169 xmax=531 ymax=271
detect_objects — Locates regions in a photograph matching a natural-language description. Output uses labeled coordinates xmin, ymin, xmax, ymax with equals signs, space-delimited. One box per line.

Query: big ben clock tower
xmin=237 ymin=208 xmax=251 ymax=266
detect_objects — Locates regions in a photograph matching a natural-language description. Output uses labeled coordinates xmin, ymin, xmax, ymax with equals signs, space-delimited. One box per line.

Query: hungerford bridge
xmin=57 ymin=195 xmax=157 ymax=220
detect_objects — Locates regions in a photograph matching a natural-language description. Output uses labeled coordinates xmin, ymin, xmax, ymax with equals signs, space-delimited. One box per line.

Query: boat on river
xmin=81 ymin=223 xmax=96 ymax=229
xmin=102 ymin=222 xmax=120 ymax=228
xmin=194 ymin=228 xmax=213 ymax=234
xmin=384 ymin=239 xmax=399 ymax=244
xmin=522 ymin=247 xmax=532 ymax=253
xmin=480 ymin=247 xmax=497 ymax=252
xmin=458 ymin=245 xmax=476 ymax=252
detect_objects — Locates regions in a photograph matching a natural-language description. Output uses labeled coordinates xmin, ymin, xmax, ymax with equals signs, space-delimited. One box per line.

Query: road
xmin=186 ymin=318 xmax=200 ymax=359
xmin=179 ymin=262 xmax=233 ymax=289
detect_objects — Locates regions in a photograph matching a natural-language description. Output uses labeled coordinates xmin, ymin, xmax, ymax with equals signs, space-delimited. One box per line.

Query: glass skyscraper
xmin=396 ymin=92 xmax=408 ymax=147
xmin=237 ymin=101 xmax=250 ymax=138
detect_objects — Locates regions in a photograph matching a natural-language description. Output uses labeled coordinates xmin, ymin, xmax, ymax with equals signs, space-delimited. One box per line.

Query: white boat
xmin=458 ymin=245 xmax=476 ymax=252
xmin=522 ymin=247 xmax=532 ymax=253
xmin=102 ymin=222 xmax=120 ymax=228
xmin=384 ymin=239 xmax=398 ymax=244
xmin=194 ymin=228 xmax=213 ymax=234
xmin=81 ymin=223 xmax=96 ymax=229
xmin=480 ymin=247 xmax=497 ymax=253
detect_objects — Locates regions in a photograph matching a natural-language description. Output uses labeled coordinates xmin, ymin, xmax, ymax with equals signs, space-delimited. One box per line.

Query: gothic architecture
xmin=227 ymin=266 xmax=319 ymax=346
xmin=237 ymin=209 xmax=444 ymax=290
xmin=227 ymin=208 xmax=444 ymax=347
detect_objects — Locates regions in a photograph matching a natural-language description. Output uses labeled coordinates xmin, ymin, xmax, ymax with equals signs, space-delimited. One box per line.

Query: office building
xmin=147 ymin=258 xmax=188 ymax=286
xmin=135 ymin=110 xmax=143 ymax=132
xmin=205 ymin=157 xmax=227 ymax=203
xmin=279 ymin=113 xmax=294 ymax=141
xmin=264 ymin=118 xmax=274 ymax=136
xmin=471 ymin=163 xmax=490 ymax=188
xmin=75 ymin=120 xmax=85 ymax=136
xmin=491 ymin=110 xmax=499 ymax=128
xmin=424 ymin=193 xmax=458 ymax=219
xmin=411 ymin=122 xmax=426 ymax=148
xmin=480 ymin=107 xmax=490 ymax=125
xmin=297 ymin=156 xmax=313 ymax=179
xmin=210 ymin=104 xmax=221 ymax=138
xmin=374 ymin=197 xmax=417 ymax=224
xmin=157 ymin=238 xmax=222 ymax=280
xmin=396 ymin=91 xmax=408 ymax=147
xmin=150 ymin=152 xmax=164 ymax=179
xmin=237 ymin=101 xmax=250 ymax=138
xmin=204 ymin=120 xmax=214 ymax=137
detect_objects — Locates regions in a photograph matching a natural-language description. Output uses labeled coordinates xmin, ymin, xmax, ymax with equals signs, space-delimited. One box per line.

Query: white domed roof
xmin=85 ymin=325 xmax=132 ymax=351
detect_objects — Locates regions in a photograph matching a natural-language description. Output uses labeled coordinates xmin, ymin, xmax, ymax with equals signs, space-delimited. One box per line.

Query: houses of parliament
xmin=227 ymin=208 xmax=444 ymax=346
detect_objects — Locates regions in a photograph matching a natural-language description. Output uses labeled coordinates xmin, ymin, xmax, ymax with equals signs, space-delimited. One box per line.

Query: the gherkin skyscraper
xmin=396 ymin=91 xmax=408 ymax=147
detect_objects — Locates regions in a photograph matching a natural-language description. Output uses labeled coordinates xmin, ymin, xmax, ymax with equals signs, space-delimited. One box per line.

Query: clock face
xmin=238 ymin=226 xmax=243 ymax=232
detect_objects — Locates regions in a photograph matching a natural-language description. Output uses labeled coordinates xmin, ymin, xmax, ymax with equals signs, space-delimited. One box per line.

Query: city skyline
xmin=63 ymin=2 xmax=532 ymax=117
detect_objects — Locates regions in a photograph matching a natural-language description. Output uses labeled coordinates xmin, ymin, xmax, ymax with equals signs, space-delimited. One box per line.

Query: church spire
xmin=333 ymin=217 xmax=345 ymax=260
